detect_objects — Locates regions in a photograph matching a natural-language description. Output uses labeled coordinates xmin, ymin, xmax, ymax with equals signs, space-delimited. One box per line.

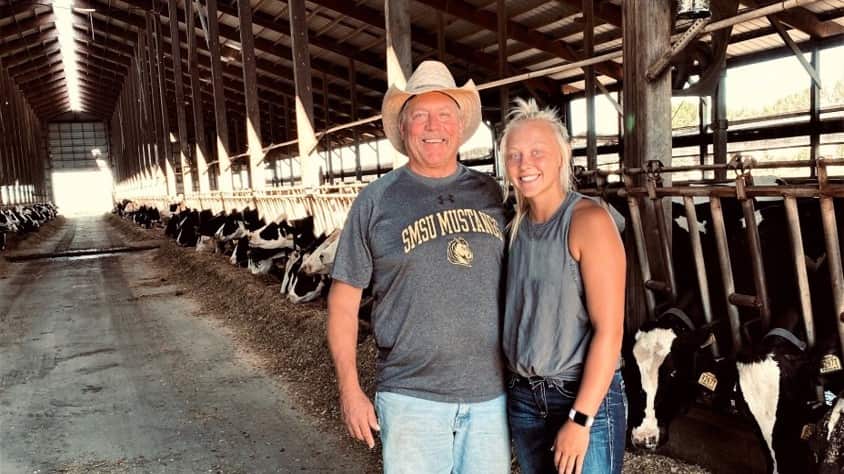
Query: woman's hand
xmin=553 ymin=421 xmax=590 ymax=474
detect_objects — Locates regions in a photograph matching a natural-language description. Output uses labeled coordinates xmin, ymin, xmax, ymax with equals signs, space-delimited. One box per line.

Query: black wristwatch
xmin=568 ymin=408 xmax=594 ymax=428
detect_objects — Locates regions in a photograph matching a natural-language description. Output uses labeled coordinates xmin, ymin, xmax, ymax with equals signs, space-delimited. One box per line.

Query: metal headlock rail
xmin=577 ymin=157 xmax=844 ymax=367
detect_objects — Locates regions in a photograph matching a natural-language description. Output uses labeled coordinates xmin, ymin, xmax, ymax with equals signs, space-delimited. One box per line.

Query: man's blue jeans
xmin=375 ymin=391 xmax=510 ymax=474
xmin=508 ymin=372 xmax=627 ymax=474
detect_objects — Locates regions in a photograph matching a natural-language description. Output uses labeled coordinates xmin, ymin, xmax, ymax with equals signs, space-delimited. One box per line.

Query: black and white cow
xmin=0 ymin=209 xmax=18 ymax=250
xmin=625 ymin=307 xmax=734 ymax=450
xmin=282 ymin=232 xmax=330 ymax=303
xmin=808 ymin=392 xmax=844 ymax=473
xmin=175 ymin=210 xmax=201 ymax=247
xmin=735 ymin=318 xmax=829 ymax=474
xmin=0 ymin=203 xmax=58 ymax=251
xmin=195 ymin=211 xmax=227 ymax=253
xmin=246 ymin=215 xmax=314 ymax=275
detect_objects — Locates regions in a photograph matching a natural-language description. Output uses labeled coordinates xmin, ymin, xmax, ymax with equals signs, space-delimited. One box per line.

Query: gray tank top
xmin=503 ymin=191 xmax=616 ymax=381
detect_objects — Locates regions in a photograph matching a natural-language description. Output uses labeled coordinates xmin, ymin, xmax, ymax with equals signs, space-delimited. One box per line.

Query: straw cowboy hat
xmin=381 ymin=60 xmax=481 ymax=156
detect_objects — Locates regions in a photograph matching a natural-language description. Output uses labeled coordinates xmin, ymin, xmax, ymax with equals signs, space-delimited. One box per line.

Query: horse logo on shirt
xmin=447 ymin=237 xmax=473 ymax=267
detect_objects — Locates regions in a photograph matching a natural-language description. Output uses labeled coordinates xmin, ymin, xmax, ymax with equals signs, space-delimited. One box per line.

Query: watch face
xmin=569 ymin=409 xmax=592 ymax=427
xmin=572 ymin=411 xmax=588 ymax=425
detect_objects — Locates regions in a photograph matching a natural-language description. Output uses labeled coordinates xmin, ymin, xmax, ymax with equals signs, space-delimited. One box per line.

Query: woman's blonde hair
xmin=500 ymin=97 xmax=573 ymax=245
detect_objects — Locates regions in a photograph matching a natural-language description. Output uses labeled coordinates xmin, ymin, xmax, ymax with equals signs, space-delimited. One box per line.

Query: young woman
xmin=501 ymin=98 xmax=627 ymax=474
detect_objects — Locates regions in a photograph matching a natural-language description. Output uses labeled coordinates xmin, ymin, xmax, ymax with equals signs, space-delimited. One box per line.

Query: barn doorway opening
xmin=51 ymin=169 xmax=113 ymax=216
xmin=48 ymin=121 xmax=113 ymax=216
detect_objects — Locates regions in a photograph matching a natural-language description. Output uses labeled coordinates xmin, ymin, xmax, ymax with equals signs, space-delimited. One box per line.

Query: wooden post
xmin=385 ymin=0 xmax=411 ymax=169
xmin=238 ymin=0 xmax=264 ymax=191
xmin=187 ymin=0 xmax=210 ymax=193
xmin=152 ymin=12 xmax=176 ymax=197
xmin=289 ymin=0 xmax=321 ymax=188
xmin=584 ymin=0 xmax=597 ymax=170
xmin=810 ymin=46 xmax=820 ymax=176
xmin=136 ymin=33 xmax=156 ymax=187
xmin=622 ymin=0 xmax=673 ymax=329
xmin=497 ymin=0 xmax=508 ymax=125
xmin=713 ymin=70 xmax=727 ymax=181
xmin=206 ymin=0 xmax=233 ymax=192
xmin=322 ymin=71 xmax=334 ymax=183
xmin=168 ymin=0 xmax=193 ymax=195
xmin=349 ymin=58 xmax=362 ymax=181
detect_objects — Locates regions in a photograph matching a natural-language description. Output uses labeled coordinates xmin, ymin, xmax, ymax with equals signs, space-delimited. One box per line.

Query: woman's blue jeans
xmin=507 ymin=371 xmax=627 ymax=474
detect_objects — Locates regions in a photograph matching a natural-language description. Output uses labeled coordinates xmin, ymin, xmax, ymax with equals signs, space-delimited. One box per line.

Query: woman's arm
xmin=570 ymin=201 xmax=626 ymax=418
xmin=554 ymin=200 xmax=626 ymax=474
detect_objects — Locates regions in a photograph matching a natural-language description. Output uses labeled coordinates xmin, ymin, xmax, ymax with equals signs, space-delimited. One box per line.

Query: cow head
xmin=216 ymin=218 xmax=247 ymax=242
xmin=300 ymin=229 xmax=341 ymax=275
xmin=626 ymin=309 xmax=721 ymax=451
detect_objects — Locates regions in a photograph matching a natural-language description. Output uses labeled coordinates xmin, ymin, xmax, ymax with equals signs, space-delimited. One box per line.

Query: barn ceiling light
xmin=53 ymin=0 xmax=82 ymax=111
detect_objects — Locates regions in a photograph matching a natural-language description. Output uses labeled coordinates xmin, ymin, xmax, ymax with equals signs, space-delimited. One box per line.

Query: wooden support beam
xmin=309 ymin=0 xmax=557 ymax=94
xmin=7 ymin=49 xmax=61 ymax=77
xmin=0 ymin=12 xmax=54 ymax=41
xmin=385 ymin=0 xmax=411 ymax=170
xmin=622 ymin=0 xmax=673 ymax=329
xmin=206 ymin=0 xmax=233 ymax=192
xmin=497 ymin=0 xmax=508 ymax=126
xmin=237 ymin=0 xmax=264 ymax=190
xmin=104 ymin=0 xmax=387 ymax=109
xmin=3 ymin=40 xmax=60 ymax=68
xmin=77 ymin=10 xmax=382 ymax=118
xmin=768 ymin=15 xmax=823 ymax=87
xmin=186 ymin=0 xmax=209 ymax=193
xmin=152 ymin=12 xmax=177 ymax=196
xmin=289 ymin=0 xmax=320 ymax=188
xmin=168 ymin=0 xmax=192 ymax=195
xmin=557 ymin=0 xmax=622 ymax=27
xmin=810 ymin=47 xmax=820 ymax=171
xmin=584 ymin=0 xmax=597 ymax=170
xmin=414 ymin=0 xmax=622 ymax=79
xmin=143 ymin=12 xmax=165 ymax=186
xmin=747 ymin=0 xmax=844 ymax=38
xmin=136 ymin=32 xmax=157 ymax=175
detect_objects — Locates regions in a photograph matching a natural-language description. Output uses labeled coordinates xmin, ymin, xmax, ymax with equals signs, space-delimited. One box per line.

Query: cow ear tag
xmin=820 ymin=354 xmax=842 ymax=374
xmin=699 ymin=333 xmax=716 ymax=349
xmin=698 ymin=371 xmax=718 ymax=391
xmin=801 ymin=424 xmax=815 ymax=441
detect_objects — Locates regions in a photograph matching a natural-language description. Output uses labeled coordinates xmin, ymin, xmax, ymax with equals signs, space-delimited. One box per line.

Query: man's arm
xmin=327 ymin=280 xmax=379 ymax=448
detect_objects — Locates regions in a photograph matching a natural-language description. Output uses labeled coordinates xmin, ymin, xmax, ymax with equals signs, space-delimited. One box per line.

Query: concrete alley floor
xmin=0 ymin=216 xmax=370 ymax=473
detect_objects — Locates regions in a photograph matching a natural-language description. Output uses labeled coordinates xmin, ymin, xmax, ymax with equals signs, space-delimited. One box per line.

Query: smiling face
xmin=504 ymin=119 xmax=568 ymax=209
xmin=399 ymin=92 xmax=464 ymax=178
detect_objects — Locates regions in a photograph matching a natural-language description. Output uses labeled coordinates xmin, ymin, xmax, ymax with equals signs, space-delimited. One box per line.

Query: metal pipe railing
xmin=784 ymin=195 xmax=815 ymax=348
xmin=709 ymin=196 xmax=744 ymax=354
xmin=818 ymin=159 xmax=844 ymax=361
xmin=623 ymin=174 xmax=657 ymax=319
xmin=683 ymin=195 xmax=720 ymax=357
xmin=736 ymin=175 xmax=771 ymax=331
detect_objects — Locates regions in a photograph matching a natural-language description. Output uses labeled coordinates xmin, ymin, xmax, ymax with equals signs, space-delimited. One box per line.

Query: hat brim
xmin=381 ymin=80 xmax=481 ymax=157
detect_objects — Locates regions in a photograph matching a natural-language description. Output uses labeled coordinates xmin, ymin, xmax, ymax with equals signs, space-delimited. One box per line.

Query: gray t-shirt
xmin=332 ymin=164 xmax=507 ymax=402
xmin=503 ymin=191 xmax=624 ymax=381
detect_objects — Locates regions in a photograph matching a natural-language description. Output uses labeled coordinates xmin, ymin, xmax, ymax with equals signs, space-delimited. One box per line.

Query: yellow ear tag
xmin=820 ymin=354 xmax=842 ymax=374
xmin=698 ymin=372 xmax=718 ymax=391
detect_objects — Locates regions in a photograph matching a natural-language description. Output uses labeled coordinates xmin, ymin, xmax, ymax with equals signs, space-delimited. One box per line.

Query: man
xmin=327 ymin=60 xmax=509 ymax=473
